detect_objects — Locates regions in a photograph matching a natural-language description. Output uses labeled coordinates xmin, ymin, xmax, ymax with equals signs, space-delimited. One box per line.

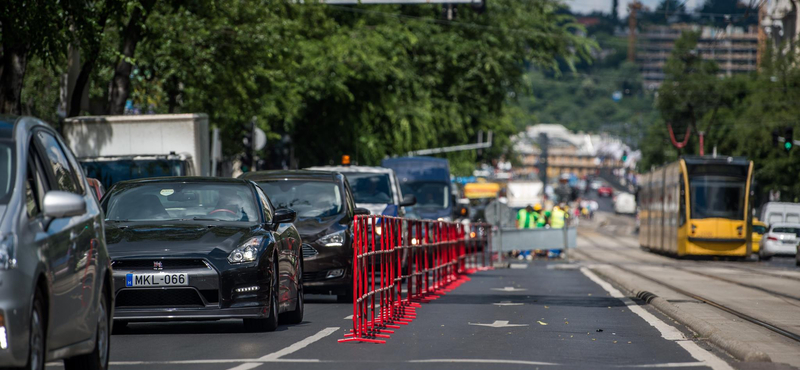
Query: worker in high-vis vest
xmin=533 ymin=203 xmax=547 ymax=228
xmin=516 ymin=205 xmax=538 ymax=229
xmin=550 ymin=204 xmax=567 ymax=229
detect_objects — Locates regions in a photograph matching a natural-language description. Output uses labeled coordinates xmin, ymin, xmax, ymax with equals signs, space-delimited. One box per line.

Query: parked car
xmin=241 ymin=170 xmax=368 ymax=302
xmin=597 ymin=185 xmax=614 ymax=197
xmin=306 ymin=165 xmax=416 ymax=217
xmin=0 ymin=116 xmax=113 ymax=370
xmin=758 ymin=202 xmax=800 ymax=225
xmin=87 ymin=178 xmax=105 ymax=201
xmin=102 ymin=177 xmax=303 ymax=332
xmin=758 ymin=222 xmax=800 ymax=261
xmin=751 ymin=219 xmax=767 ymax=254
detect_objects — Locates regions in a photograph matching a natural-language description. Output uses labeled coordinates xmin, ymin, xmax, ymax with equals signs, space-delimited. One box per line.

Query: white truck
xmin=63 ymin=114 xmax=211 ymax=189
xmin=506 ymin=181 xmax=544 ymax=209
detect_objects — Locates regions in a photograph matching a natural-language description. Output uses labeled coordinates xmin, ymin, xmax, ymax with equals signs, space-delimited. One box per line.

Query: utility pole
xmin=757 ymin=0 xmax=767 ymax=69
xmin=628 ymin=1 xmax=642 ymax=63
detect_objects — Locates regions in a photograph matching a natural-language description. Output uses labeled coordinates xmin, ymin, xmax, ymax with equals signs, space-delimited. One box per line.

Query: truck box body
xmin=63 ymin=114 xmax=210 ymax=188
xmin=506 ymin=181 xmax=544 ymax=209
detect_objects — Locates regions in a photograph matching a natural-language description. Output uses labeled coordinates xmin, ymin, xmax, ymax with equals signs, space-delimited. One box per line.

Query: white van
xmin=614 ymin=192 xmax=637 ymax=214
xmin=759 ymin=202 xmax=800 ymax=226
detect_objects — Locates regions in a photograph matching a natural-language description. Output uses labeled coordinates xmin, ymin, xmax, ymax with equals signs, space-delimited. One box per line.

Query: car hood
xmin=293 ymin=216 xmax=343 ymax=242
xmin=357 ymin=203 xmax=398 ymax=217
xmin=106 ymin=222 xmax=256 ymax=259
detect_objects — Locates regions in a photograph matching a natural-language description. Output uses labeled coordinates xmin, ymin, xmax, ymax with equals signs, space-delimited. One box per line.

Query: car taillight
xmin=767 ymin=236 xmax=779 ymax=241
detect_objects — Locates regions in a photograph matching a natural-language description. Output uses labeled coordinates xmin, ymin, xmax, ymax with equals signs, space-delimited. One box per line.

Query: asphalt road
xmin=46 ymin=261 xmax=735 ymax=370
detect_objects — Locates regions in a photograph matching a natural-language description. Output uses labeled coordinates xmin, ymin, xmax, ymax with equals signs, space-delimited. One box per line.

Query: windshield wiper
xmin=189 ymin=217 xmax=222 ymax=222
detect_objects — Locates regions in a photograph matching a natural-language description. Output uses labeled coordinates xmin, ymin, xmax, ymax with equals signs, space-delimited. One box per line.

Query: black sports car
xmin=101 ymin=177 xmax=303 ymax=332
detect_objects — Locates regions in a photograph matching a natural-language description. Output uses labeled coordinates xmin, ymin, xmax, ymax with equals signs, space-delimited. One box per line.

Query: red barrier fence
xmin=339 ymin=215 xmax=492 ymax=344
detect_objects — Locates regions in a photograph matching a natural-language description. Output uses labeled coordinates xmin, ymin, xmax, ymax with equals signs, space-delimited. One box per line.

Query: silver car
xmin=0 ymin=116 xmax=112 ymax=370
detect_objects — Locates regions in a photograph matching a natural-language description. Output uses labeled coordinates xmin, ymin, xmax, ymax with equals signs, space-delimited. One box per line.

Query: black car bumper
xmin=301 ymin=244 xmax=351 ymax=295
xmin=112 ymin=258 xmax=272 ymax=321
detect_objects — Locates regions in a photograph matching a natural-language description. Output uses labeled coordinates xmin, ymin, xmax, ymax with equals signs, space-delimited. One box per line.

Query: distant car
xmin=306 ymin=166 xmax=416 ymax=217
xmin=0 ymin=116 xmax=112 ymax=370
xmin=613 ymin=192 xmax=636 ymax=214
xmin=241 ymin=170 xmax=368 ymax=302
xmin=598 ymin=185 xmax=614 ymax=197
xmin=87 ymin=178 xmax=105 ymax=200
xmin=751 ymin=219 xmax=767 ymax=254
xmin=759 ymin=223 xmax=800 ymax=261
xmin=590 ymin=180 xmax=603 ymax=190
xmin=102 ymin=177 xmax=303 ymax=332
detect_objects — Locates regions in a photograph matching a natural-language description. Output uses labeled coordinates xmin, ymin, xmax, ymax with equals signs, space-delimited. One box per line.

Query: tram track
xmin=574 ymin=234 xmax=800 ymax=344
xmin=582 ymin=230 xmax=800 ymax=304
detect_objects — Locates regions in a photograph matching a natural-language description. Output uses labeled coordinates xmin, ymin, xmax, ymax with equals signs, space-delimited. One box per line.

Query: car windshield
xmin=344 ymin=172 xmax=393 ymax=204
xmin=258 ymin=180 xmax=343 ymax=219
xmin=0 ymin=141 xmax=14 ymax=205
xmin=752 ymin=225 xmax=767 ymax=234
xmin=81 ymin=159 xmax=189 ymax=190
xmin=689 ymin=176 xmax=745 ymax=220
xmin=401 ymin=182 xmax=449 ymax=209
xmin=103 ymin=182 xmax=258 ymax=222
xmin=772 ymin=227 xmax=800 ymax=235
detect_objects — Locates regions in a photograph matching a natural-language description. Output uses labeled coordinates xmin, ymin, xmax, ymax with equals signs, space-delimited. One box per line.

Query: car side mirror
xmin=273 ymin=208 xmax=297 ymax=225
xmin=354 ymin=207 xmax=370 ymax=216
xmin=400 ymin=194 xmax=417 ymax=207
xmin=43 ymin=191 xmax=87 ymax=219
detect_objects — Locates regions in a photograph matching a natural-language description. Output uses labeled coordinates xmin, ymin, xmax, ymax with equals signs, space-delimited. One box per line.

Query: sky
xmin=566 ymin=0 xmax=702 ymax=17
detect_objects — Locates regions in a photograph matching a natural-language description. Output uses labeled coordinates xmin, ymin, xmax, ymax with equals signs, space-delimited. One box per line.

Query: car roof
xmin=770 ymin=223 xmax=800 ymax=228
xmin=113 ymin=176 xmax=250 ymax=185
xmin=0 ymin=116 xmax=18 ymax=139
xmin=306 ymin=165 xmax=393 ymax=174
xmin=241 ymin=170 xmax=339 ymax=182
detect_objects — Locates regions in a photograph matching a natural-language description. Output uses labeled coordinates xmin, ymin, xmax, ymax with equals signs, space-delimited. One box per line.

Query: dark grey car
xmin=0 ymin=116 xmax=113 ymax=370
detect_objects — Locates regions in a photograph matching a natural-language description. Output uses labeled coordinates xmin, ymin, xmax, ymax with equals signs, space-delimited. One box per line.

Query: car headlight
xmin=228 ymin=237 xmax=262 ymax=264
xmin=0 ymin=235 xmax=16 ymax=270
xmin=318 ymin=230 xmax=345 ymax=247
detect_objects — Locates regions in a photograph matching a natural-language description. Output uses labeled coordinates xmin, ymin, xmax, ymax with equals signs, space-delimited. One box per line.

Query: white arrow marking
xmin=493 ymin=301 xmax=524 ymax=306
xmin=344 ymin=315 xmax=353 ymax=320
xmin=492 ymin=287 xmax=527 ymax=292
xmin=469 ymin=320 xmax=529 ymax=328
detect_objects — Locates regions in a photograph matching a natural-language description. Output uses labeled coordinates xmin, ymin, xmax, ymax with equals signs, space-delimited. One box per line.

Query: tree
xmin=0 ymin=0 xmax=67 ymax=114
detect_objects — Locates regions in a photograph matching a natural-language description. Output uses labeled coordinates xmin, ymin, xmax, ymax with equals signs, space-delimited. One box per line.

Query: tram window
xmin=689 ymin=178 xmax=745 ymax=220
xmin=679 ymin=181 xmax=686 ymax=225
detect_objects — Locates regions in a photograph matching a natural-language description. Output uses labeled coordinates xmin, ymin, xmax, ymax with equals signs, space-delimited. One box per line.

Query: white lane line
xmin=344 ymin=315 xmax=353 ymax=319
xmin=619 ymin=361 xmax=707 ymax=368
xmin=492 ymin=287 xmax=527 ymax=292
xmin=410 ymin=359 xmax=558 ymax=366
xmin=493 ymin=301 xmax=524 ymax=306
xmin=258 ymin=327 xmax=340 ymax=360
xmin=468 ymin=320 xmax=529 ymax=328
xmin=105 ymin=358 xmax=320 ymax=366
xmin=226 ymin=363 xmax=262 ymax=370
xmin=510 ymin=263 xmax=529 ymax=269
xmin=580 ymin=267 xmax=733 ymax=370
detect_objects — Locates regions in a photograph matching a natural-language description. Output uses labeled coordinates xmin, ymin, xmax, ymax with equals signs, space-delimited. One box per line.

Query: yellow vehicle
xmin=639 ymin=156 xmax=754 ymax=257
xmin=751 ymin=219 xmax=767 ymax=253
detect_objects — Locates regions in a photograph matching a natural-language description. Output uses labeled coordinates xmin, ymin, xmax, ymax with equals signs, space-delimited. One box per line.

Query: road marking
xmin=410 ymin=359 xmax=557 ymax=366
xmin=580 ymin=267 xmax=733 ymax=370
xmin=619 ymin=362 xmax=707 ymax=368
xmin=344 ymin=315 xmax=353 ymax=319
xmin=258 ymin=327 xmax=339 ymax=360
xmin=468 ymin=320 xmax=529 ymax=328
xmin=493 ymin=301 xmax=524 ymax=306
xmin=510 ymin=263 xmax=528 ymax=269
xmin=227 ymin=363 xmax=263 ymax=370
xmin=537 ymin=321 xmax=548 ymax=325
xmin=492 ymin=287 xmax=527 ymax=292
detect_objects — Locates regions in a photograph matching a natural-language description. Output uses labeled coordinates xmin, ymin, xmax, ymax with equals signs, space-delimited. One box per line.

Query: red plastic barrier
xmin=339 ymin=216 xmax=492 ymax=344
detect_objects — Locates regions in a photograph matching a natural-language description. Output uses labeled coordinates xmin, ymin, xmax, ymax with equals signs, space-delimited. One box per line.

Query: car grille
xmin=112 ymin=259 xmax=210 ymax=270
xmin=302 ymin=244 xmax=318 ymax=258
xmin=115 ymin=288 xmax=206 ymax=308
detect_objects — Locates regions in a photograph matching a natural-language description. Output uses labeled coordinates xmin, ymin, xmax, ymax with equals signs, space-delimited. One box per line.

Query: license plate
xmin=125 ymin=273 xmax=188 ymax=287
xmin=784 ymin=240 xmax=797 ymax=244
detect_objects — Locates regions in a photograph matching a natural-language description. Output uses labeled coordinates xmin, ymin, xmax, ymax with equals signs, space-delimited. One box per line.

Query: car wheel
xmin=64 ymin=291 xmax=110 ymax=370
xmin=337 ymin=291 xmax=353 ymax=303
xmin=244 ymin=259 xmax=279 ymax=332
xmin=281 ymin=259 xmax=304 ymax=325
xmin=27 ymin=290 xmax=45 ymax=370
xmin=760 ymin=250 xmax=772 ymax=261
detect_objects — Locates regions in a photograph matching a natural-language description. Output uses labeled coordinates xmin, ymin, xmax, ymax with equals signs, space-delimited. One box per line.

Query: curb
xmin=592 ymin=267 xmax=772 ymax=363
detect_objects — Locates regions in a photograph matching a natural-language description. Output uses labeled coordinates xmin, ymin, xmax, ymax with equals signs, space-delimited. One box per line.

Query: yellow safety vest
xmin=551 ymin=208 xmax=566 ymax=229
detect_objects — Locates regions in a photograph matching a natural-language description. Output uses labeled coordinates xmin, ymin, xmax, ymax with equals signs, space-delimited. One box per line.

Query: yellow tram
xmin=639 ymin=156 xmax=754 ymax=257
